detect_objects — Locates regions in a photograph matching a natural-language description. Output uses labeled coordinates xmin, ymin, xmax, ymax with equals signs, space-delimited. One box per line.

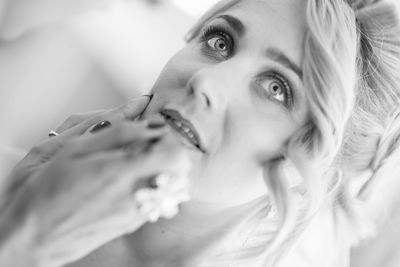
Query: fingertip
xmin=147 ymin=121 xmax=166 ymax=129
xmin=142 ymin=94 xmax=154 ymax=101
xmin=123 ymin=95 xmax=152 ymax=120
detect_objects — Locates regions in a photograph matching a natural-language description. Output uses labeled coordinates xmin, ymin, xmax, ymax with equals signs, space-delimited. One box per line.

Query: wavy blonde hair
xmin=186 ymin=0 xmax=400 ymax=266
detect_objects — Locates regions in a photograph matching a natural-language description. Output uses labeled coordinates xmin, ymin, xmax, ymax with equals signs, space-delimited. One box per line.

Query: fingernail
xmin=149 ymin=137 xmax=161 ymax=144
xmin=147 ymin=116 xmax=166 ymax=129
xmin=148 ymin=121 xmax=166 ymax=129
xmin=143 ymin=94 xmax=154 ymax=101
xmin=90 ymin=120 xmax=111 ymax=133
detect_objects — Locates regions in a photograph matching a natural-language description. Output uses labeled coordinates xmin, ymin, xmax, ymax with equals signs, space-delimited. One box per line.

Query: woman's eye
xmin=200 ymin=26 xmax=233 ymax=59
xmin=207 ymin=37 xmax=229 ymax=56
xmin=269 ymin=81 xmax=285 ymax=102
xmin=257 ymin=74 xmax=293 ymax=108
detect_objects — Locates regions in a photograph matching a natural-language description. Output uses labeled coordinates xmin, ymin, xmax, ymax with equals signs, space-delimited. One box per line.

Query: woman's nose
xmin=186 ymin=66 xmax=230 ymax=113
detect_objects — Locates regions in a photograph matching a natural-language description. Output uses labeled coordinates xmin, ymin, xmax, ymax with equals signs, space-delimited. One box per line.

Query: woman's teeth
xmin=166 ymin=117 xmax=198 ymax=147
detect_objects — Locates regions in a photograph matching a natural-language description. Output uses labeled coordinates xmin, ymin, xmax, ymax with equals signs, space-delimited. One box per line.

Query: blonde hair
xmin=335 ymin=0 xmax=400 ymax=246
xmin=186 ymin=0 xmax=400 ymax=266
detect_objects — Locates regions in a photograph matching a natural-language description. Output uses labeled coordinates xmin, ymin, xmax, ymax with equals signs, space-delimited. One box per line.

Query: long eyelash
xmin=271 ymin=72 xmax=293 ymax=107
xmin=200 ymin=25 xmax=231 ymax=42
xmin=200 ymin=25 xmax=234 ymax=58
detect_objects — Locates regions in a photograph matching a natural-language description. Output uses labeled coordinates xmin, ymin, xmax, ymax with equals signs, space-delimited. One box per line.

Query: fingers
xmin=85 ymin=95 xmax=152 ymax=131
xmin=68 ymin=121 xmax=166 ymax=157
xmin=42 ymin=95 xmax=152 ymax=159
xmin=116 ymin=133 xmax=192 ymax=187
xmin=55 ymin=95 xmax=151 ymax=134
xmin=28 ymin=118 xmax=103 ymax=160
xmin=55 ymin=110 xmax=106 ymax=134
xmin=74 ymin=130 xmax=191 ymax=189
xmin=118 ymin=95 xmax=152 ymax=121
xmin=24 ymin=93 xmax=155 ymax=167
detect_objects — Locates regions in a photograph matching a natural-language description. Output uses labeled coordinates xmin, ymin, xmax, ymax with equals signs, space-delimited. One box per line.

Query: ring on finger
xmin=48 ymin=130 xmax=59 ymax=137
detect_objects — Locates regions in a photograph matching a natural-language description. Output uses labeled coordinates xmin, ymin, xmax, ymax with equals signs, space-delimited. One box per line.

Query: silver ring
xmin=48 ymin=130 xmax=59 ymax=137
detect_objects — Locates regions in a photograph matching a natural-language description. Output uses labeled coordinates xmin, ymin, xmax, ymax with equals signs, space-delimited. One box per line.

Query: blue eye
xmin=256 ymin=73 xmax=293 ymax=108
xmin=201 ymin=26 xmax=234 ymax=59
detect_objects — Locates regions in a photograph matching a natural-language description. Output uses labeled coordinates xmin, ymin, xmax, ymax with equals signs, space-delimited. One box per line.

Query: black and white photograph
xmin=0 ymin=0 xmax=400 ymax=266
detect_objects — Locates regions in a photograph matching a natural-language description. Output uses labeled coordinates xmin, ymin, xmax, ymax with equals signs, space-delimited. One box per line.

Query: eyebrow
xmin=216 ymin=15 xmax=302 ymax=78
xmin=206 ymin=14 xmax=303 ymax=79
xmin=215 ymin=14 xmax=245 ymax=37
xmin=266 ymin=48 xmax=303 ymax=79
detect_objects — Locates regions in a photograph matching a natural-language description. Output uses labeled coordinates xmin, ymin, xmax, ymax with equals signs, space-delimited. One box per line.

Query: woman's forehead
xmin=226 ymin=0 xmax=307 ymax=33
xmin=217 ymin=0 xmax=308 ymax=65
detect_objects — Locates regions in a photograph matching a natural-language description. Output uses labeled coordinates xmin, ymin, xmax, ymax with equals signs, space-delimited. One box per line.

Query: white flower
xmin=134 ymin=173 xmax=190 ymax=222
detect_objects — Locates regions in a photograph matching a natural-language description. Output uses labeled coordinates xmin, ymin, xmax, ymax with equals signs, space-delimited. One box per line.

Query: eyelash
xmin=200 ymin=25 xmax=234 ymax=59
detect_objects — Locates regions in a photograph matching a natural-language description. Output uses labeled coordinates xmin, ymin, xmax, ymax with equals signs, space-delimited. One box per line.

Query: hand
xmin=21 ymin=121 xmax=191 ymax=267
xmin=2 ymin=95 xmax=150 ymax=206
xmin=0 ymin=95 xmax=192 ymax=267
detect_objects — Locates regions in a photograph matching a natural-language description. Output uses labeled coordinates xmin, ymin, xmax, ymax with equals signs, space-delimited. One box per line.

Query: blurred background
xmin=0 ymin=0 xmax=399 ymax=266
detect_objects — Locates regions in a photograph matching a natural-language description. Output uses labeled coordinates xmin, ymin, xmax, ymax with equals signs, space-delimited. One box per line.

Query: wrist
xmin=0 ymin=180 xmax=45 ymax=267
xmin=0 ymin=197 xmax=40 ymax=267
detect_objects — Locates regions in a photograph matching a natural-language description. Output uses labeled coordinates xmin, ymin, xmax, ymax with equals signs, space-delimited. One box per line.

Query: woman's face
xmin=143 ymin=0 xmax=309 ymax=207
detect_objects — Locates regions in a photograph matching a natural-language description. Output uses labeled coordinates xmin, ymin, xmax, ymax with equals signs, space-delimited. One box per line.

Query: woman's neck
xmin=125 ymin=198 xmax=263 ymax=266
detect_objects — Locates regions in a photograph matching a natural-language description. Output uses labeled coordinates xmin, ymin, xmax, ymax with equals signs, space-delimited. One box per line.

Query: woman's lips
xmin=160 ymin=109 xmax=206 ymax=153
